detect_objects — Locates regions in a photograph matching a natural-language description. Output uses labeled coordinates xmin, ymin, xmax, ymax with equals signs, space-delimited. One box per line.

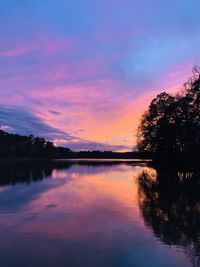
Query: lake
xmin=0 ymin=159 xmax=199 ymax=267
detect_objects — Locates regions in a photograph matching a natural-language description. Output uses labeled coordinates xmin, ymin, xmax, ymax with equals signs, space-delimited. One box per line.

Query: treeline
xmin=0 ymin=130 xmax=72 ymax=158
xmin=137 ymin=67 xmax=200 ymax=163
xmin=0 ymin=130 xmax=150 ymax=159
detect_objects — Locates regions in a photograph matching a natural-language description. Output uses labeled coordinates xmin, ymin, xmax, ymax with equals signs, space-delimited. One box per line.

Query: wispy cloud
xmin=54 ymin=139 xmax=129 ymax=152
xmin=0 ymin=105 xmax=74 ymax=140
xmin=0 ymin=104 xmax=130 ymax=151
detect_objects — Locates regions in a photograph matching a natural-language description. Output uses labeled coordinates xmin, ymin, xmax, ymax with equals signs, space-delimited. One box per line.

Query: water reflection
xmin=0 ymin=160 xmax=72 ymax=185
xmin=138 ymin=166 xmax=200 ymax=267
xmin=0 ymin=160 xmax=194 ymax=267
xmin=0 ymin=160 xmax=142 ymax=186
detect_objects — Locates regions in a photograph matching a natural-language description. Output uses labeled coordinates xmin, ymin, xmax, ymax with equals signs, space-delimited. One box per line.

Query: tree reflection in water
xmin=138 ymin=166 xmax=200 ymax=267
xmin=0 ymin=160 xmax=72 ymax=186
xmin=0 ymin=160 xmax=135 ymax=186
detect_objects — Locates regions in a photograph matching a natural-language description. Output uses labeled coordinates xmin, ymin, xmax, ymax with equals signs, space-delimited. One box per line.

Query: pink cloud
xmin=0 ymin=125 xmax=12 ymax=131
xmin=0 ymin=35 xmax=75 ymax=58
xmin=0 ymin=47 xmax=31 ymax=57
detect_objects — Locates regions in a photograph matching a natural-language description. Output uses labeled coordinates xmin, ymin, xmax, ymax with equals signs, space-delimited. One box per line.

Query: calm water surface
xmin=0 ymin=160 xmax=199 ymax=267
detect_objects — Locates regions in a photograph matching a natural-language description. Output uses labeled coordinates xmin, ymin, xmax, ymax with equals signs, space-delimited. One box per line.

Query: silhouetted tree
xmin=137 ymin=67 xmax=200 ymax=162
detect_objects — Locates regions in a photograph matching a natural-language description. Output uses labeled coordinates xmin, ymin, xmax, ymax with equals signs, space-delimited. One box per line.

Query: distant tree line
xmin=0 ymin=130 xmax=72 ymax=158
xmin=0 ymin=130 xmax=150 ymax=159
xmin=137 ymin=67 xmax=200 ymax=163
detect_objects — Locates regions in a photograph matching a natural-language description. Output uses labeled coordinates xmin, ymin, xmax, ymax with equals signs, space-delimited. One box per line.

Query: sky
xmin=1 ymin=0 xmax=200 ymax=151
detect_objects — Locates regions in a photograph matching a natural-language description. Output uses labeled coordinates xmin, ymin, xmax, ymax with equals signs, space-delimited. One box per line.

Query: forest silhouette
xmin=0 ymin=130 xmax=148 ymax=159
xmin=137 ymin=67 xmax=200 ymax=163
xmin=0 ymin=130 xmax=72 ymax=158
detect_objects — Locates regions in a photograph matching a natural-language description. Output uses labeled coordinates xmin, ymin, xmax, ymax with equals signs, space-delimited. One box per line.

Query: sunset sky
xmin=1 ymin=0 xmax=200 ymax=151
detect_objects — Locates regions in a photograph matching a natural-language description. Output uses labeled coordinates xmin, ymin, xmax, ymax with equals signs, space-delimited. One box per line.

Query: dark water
xmin=0 ymin=160 xmax=199 ymax=267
